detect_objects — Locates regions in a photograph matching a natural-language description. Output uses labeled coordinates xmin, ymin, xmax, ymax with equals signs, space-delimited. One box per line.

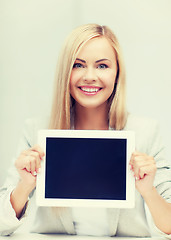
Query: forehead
xmin=77 ymin=37 xmax=116 ymax=60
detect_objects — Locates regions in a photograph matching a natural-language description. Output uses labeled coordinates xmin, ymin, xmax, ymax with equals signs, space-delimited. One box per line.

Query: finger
xmin=129 ymin=154 xmax=144 ymax=171
xmin=132 ymin=158 xmax=154 ymax=178
xmin=130 ymin=151 xmax=147 ymax=164
xmin=130 ymin=152 xmax=153 ymax=166
xmin=130 ymin=152 xmax=143 ymax=165
xmin=134 ymin=157 xmax=154 ymax=167
xmin=29 ymin=156 xmax=37 ymax=176
xmin=29 ymin=151 xmax=41 ymax=171
xmin=16 ymin=151 xmax=31 ymax=170
xmin=30 ymin=145 xmax=45 ymax=158
xmin=25 ymin=156 xmax=31 ymax=172
xmin=139 ymin=164 xmax=157 ymax=179
xmin=21 ymin=150 xmax=29 ymax=156
xmin=15 ymin=148 xmax=43 ymax=174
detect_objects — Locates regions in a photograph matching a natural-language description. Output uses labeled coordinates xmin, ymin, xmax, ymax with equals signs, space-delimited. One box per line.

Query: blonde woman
xmin=0 ymin=24 xmax=171 ymax=238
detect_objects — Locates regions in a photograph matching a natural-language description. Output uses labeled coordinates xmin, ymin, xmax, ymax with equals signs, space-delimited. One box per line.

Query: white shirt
xmin=1 ymin=114 xmax=171 ymax=238
xmin=72 ymin=207 xmax=109 ymax=236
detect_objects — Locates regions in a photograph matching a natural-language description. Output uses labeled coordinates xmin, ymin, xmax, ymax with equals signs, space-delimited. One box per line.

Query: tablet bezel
xmin=36 ymin=130 xmax=135 ymax=208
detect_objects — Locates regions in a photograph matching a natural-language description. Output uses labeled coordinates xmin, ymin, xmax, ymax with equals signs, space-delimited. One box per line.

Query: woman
xmin=0 ymin=23 xmax=171 ymax=238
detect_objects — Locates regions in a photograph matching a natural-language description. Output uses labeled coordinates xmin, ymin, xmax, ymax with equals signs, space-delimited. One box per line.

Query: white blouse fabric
xmin=0 ymin=114 xmax=171 ymax=238
xmin=72 ymin=207 xmax=110 ymax=236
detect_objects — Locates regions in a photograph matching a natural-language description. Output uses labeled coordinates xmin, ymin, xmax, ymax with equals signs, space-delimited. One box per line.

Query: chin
xmin=76 ymin=101 xmax=108 ymax=110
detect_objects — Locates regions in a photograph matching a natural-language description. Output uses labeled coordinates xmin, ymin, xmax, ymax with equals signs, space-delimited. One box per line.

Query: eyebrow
xmin=76 ymin=58 xmax=110 ymax=63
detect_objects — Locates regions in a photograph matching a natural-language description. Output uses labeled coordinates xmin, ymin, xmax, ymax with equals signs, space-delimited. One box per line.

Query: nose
xmin=83 ymin=67 xmax=97 ymax=83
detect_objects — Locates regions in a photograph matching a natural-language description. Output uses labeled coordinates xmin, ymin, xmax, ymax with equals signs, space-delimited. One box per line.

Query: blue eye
xmin=98 ymin=64 xmax=108 ymax=69
xmin=73 ymin=63 xmax=84 ymax=68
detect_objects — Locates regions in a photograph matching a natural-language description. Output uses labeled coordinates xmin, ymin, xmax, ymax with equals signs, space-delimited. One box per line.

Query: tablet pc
xmin=36 ymin=130 xmax=135 ymax=208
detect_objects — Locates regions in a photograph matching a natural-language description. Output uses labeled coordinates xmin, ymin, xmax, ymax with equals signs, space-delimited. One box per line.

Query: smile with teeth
xmin=79 ymin=87 xmax=101 ymax=93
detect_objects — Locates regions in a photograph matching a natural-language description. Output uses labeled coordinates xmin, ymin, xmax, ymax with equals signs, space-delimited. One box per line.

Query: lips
xmin=79 ymin=86 xmax=102 ymax=94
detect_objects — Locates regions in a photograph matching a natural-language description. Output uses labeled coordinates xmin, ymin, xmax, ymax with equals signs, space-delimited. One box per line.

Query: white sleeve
xmin=0 ymin=119 xmax=36 ymax=236
xmin=0 ymin=184 xmax=28 ymax=236
xmin=144 ymin=120 xmax=171 ymax=238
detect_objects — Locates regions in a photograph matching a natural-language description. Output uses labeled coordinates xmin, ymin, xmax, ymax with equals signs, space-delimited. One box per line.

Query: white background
xmin=0 ymin=0 xmax=171 ymax=186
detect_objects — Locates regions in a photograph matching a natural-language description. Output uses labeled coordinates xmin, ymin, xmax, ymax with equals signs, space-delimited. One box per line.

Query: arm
xmin=0 ymin=144 xmax=44 ymax=236
xmin=0 ymin=118 xmax=46 ymax=236
xmin=10 ymin=180 xmax=32 ymax=219
xmin=143 ymin=186 xmax=171 ymax=234
xmin=130 ymin=151 xmax=171 ymax=234
xmin=11 ymin=144 xmax=44 ymax=219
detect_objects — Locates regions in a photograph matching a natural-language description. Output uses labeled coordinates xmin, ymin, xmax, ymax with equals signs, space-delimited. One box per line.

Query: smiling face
xmin=70 ymin=36 xmax=118 ymax=111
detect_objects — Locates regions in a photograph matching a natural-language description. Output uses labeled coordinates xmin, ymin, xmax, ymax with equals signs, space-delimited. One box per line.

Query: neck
xmin=74 ymin=104 xmax=109 ymax=130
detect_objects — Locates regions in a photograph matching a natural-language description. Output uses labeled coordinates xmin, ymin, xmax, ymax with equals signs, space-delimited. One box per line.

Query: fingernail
xmin=33 ymin=171 xmax=37 ymax=176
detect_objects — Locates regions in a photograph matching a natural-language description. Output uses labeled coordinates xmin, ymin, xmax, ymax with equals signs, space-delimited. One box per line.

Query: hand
xmin=15 ymin=145 xmax=45 ymax=191
xmin=129 ymin=151 xmax=157 ymax=197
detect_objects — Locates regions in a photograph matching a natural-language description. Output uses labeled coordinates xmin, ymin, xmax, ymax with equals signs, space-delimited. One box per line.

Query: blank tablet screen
xmin=37 ymin=129 xmax=135 ymax=208
xmin=45 ymin=137 xmax=126 ymax=200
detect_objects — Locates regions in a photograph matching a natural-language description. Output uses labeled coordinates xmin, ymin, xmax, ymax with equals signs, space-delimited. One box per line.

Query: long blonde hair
xmin=49 ymin=24 xmax=127 ymax=130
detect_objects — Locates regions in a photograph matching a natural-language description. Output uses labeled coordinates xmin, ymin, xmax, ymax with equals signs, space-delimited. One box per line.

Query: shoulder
xmin=124 ymin=113 xmax=162 ymax=155
xmin=22 ymin=116 xmax=50 ymax=147
xmin=124 ymin=113 xmax=159 ymax=132
xmin=24 ymin=116 xmax=50 ymax=129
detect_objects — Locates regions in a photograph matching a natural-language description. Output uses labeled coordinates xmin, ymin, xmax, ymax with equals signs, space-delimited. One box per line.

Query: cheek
xmin=102 ymin=72 xmax=116 ymax=89
xmin=70 ymin=72 xmax=79 ymax=96
xmin=70 ymin=72 xmax=75 ymax=86
xmin=70 ymin=70 xmax=83 ymax=85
